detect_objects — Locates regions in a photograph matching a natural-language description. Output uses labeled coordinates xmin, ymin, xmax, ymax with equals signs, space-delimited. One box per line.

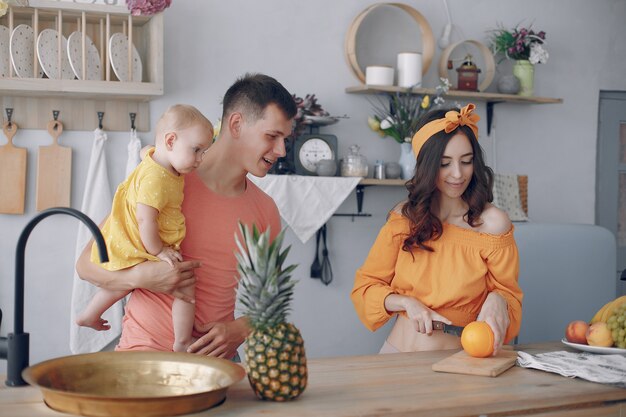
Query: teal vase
xmin=513 ymin=60 xmax=534 ymax=97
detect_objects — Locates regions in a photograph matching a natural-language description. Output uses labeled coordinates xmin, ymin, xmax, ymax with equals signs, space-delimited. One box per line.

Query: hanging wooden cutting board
xmin=431 ymin=348 xmax=518 ymax=377
xmin=36 ymin=120 xmax=72 ymax=211
xmin=0 ymin=122 xmax=27 ymax=214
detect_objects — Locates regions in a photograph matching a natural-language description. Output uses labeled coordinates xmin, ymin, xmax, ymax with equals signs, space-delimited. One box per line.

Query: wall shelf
xmin=0 ymin=79 xmax=162 ymax=101
xmin=346 ymin=85 xmax=563 ymax=135
xmin=345 ymin=85 xmax=562 ymax=104
xmin=333 ymin=178 xmax=406 ymax=218
xmin=359 ymin=178 xmax=405 ymax=186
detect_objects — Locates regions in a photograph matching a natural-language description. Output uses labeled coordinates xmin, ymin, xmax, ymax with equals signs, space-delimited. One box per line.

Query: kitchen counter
xmin=1 ymin=342 xmax=624 ymax=417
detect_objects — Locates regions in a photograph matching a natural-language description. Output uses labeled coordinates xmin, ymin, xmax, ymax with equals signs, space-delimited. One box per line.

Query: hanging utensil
xmin=0 ymin=109 xmax=27 ymax=214
xmin=310 ymin=227 xmax=322 ymax=279
xmin=320 ymin=224 xmax=333 ymax=285
xmin=36 ymin=111 xmax=72 ymax=211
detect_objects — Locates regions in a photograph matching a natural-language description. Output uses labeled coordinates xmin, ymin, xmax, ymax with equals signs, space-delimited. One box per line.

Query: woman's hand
xmin=477 ymin=292 xmax=509 ymax=354
xmin=385 ymin=294 xmax=452 ymax=335
xmin=188 ymin=317 xmax=250 ymax=358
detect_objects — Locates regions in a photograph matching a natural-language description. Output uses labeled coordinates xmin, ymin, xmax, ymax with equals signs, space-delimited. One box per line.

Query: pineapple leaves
xmin=235 ymin=222 xmax=298 ymax=329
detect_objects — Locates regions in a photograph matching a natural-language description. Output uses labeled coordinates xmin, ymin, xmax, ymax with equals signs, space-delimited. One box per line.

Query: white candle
xmin=365 ymin=66 xmax=394 ymax=86
xmin=397 ymin=52 xmax=422 ymax=88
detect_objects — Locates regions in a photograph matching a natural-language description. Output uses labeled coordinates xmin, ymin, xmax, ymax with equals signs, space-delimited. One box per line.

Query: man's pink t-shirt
xmin=116 ymin=172 xmax=281 ymax=351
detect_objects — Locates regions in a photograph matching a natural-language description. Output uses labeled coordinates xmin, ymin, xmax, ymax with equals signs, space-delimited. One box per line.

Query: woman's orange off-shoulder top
xmin=351 ymin=212 xmax=523 ymax=344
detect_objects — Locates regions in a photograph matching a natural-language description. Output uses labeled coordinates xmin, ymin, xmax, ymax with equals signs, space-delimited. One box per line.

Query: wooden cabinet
xmin=0 ymin=0 xmax=163 ymax=131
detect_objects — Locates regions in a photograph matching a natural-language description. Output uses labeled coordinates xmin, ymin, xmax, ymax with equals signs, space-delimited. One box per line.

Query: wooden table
xmin=1 ymin=342 xmax=624 ymax=417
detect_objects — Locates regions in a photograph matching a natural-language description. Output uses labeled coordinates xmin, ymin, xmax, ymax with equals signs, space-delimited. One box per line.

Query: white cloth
xmin=248 ymin=174 xmax=362 ymax=243
xmin=517 ymin=350 xmax=626 ymax=388
xmin=70 ymin=129 xmax=123 ymax=353
xmin=126 ymin=128 xmax=142 ymax=177
xmin=492 ymin=173 xmax=528 ymax=221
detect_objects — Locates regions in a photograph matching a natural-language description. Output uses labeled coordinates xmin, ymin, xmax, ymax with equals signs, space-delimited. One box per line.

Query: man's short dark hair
xmin=222 ymin=73 xmax=297 ymax=122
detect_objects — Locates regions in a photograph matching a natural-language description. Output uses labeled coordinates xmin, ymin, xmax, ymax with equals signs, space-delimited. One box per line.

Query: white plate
xmin=561 ymin=338 xmax=626 ymax=355
xmin=37 ymin=29 xmax=74 ymax=80
xmin=0 ymin=25 xmax=10 ymax=78
xmin=67 ymin=31 xmax=102 ymax=80
xmin=9 ymin=24 xmax=43 ymax=78
xmin=108 ymin=32 xmax=142 ymax=82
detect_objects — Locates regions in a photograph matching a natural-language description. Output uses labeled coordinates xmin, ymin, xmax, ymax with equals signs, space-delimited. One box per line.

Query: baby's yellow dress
xmin=91 ymin=149 xmax=185 ymax=270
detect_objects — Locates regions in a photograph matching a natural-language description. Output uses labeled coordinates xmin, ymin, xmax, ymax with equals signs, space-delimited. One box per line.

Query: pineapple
xmin=235 ymin=223 xmax=307 ymax=401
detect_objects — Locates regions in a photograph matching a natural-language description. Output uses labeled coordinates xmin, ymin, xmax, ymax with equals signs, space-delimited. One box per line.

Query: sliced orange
xmin=461 ymin=321 xmax=494 ymax=358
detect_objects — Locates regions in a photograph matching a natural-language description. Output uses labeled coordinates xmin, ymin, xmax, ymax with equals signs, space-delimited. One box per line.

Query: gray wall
xmin=1 ymin=0 xmax=626 ymax=371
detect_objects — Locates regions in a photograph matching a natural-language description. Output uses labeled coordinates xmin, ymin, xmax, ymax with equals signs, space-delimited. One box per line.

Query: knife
xmin=433 ymin=321 xmax=464 ymax=337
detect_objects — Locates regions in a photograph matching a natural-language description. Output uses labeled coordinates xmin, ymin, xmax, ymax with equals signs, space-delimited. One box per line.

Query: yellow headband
xmin=411 ymin=103 xmax=480 ymax=157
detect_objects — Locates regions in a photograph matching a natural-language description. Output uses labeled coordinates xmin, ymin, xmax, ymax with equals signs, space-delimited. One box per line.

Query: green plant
xmin=368 ymin=78 xmax=450 ymax=144
xmin=489 ymin=24 xmax=548 ymax=64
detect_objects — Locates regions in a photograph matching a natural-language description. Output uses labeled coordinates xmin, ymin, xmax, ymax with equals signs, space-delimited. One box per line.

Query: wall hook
xmin=129 ymin=112 xmax=136 ymax=130
xmin=52 ymin=110 xmax=60 ymax=130
xmin=97 ymin=111 xmax=105 ymax=130
xmin=5 ymin=108 xmax=13 ymax=127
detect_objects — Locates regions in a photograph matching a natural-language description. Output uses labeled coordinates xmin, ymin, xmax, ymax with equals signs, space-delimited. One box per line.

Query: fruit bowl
xmin=22 ymin=351 xmax=246 ymax=417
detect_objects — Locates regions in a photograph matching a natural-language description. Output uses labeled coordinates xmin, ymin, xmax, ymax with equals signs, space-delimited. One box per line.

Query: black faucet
xmin=0 ymin=207 xmax=108 ymax=386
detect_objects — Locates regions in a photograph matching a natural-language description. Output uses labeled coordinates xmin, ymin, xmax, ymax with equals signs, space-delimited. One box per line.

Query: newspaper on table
xmin=517 ymin=350 xmax=626 ymax=388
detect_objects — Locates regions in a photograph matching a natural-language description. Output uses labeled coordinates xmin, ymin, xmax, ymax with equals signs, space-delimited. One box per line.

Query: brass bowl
xmin=22 ymin=351 xmax=246 ymax=417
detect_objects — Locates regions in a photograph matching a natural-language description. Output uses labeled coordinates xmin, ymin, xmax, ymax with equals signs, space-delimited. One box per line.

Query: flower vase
xmin=398 ymin=141 xmax=416 ymax=180
xmin=513 ymin=60 xmax=534 ymax=97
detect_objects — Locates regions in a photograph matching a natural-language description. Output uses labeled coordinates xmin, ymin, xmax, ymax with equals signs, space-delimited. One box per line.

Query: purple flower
xmin=491 ymin=23 xmax=548 ymax=63
xmin=126 ymin=0 xmax=172 ymax=16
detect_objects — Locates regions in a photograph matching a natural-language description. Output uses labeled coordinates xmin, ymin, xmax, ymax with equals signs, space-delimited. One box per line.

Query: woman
xmin=351 ymin=103 xmax=522 ymax=355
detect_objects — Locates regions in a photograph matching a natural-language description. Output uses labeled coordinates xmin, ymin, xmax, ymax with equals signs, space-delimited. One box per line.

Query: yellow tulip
xmin=367 ymin=116 xmax=381 ymax=132
xmin=421 ymin=95 xmax=430 ymax=109
xmin=0 ymin=1 xmax=7 ymax=18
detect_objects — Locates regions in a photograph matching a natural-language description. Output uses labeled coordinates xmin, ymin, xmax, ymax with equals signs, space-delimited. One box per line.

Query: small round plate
xmin=561 ymin=338 xmax=626 ymax=355
xmin=0 ymin=25 xmax=10 ymax=77
xmin=109 ymin=32 xmax=142 ymax=82
xmin=303 ymin=115 xmax=339 ymax=126
xmin=9 ymin=24 xmax=43 ymax=78
xmin=67 ymin=31 xmax=102 ymax=80
xmin=37 ymin=28 xmax=74 ymax=79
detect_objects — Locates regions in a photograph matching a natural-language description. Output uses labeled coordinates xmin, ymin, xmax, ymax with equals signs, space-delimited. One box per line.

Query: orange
xmin=461 ymin=321 xmax=494 ymax=358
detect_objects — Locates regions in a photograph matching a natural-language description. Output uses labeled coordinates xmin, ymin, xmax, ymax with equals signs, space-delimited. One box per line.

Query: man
xmin=77 ymin=73 xmax=296 ymax=358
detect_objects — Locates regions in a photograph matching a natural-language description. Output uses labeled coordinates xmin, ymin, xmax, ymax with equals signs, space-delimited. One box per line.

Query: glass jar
xmin=341 ymin=144 xmax=368 ymax=177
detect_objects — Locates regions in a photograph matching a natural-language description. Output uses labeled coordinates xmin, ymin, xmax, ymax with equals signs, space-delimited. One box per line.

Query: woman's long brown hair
xmin=401 ymin=108 xmax=493 ymax=253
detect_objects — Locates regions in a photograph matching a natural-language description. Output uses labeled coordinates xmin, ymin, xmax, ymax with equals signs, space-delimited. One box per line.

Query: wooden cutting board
xmin=36 ymin=120 xmax=72 ymax=211
xmin=432 ymin=348 xmax=518 ymax=377
xmin=0 ymin=122 xmax=27 ymax=214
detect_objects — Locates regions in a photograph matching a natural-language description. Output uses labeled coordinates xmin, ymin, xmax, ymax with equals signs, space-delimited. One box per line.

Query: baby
xmin=77 ymin=104 xmax=213 ymax=352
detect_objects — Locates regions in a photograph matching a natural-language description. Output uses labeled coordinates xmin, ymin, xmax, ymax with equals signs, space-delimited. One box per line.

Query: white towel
xmin=126 ymin=128 xmax=142 ymax=177
xmin=248 ymin=174 xmax=362 ymax=243
xmin=69 ymin=129 xmax=122 ymax=354
xmin=517 ymin=350 xmax=626 ymax=388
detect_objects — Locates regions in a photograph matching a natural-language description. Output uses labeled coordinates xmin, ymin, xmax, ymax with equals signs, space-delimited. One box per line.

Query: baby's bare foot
xmin=76 ymin=314 xmax=110 ymax=331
